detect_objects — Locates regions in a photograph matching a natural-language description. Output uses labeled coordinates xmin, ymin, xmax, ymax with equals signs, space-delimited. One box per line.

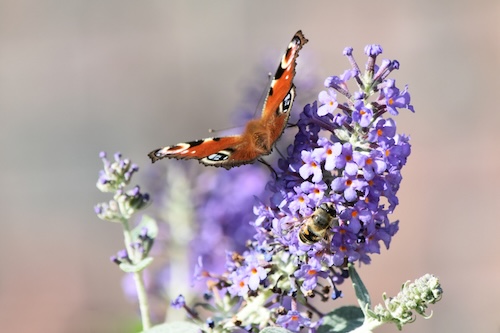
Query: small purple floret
xmin=364 ymin=44 xmax=383 ymax=56
xmin=170 ymin=294 xmax=186 ymax=309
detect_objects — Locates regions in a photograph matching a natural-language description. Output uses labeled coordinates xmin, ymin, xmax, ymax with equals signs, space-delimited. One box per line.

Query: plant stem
xmin=121 ymin=217 xmax=152 ymax=330
xmin=133 ymin=270 xmax=152 ymax=330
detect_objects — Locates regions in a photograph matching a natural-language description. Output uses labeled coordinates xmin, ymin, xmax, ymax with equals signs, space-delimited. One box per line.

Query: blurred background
xmin=1 ymin=1 xmax=499 ymax=332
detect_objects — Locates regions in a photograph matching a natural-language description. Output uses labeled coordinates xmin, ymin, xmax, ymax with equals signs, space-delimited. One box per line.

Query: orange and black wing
xmin=260 ymin=31 xmax=308 ymax=143
xmin=148 ymin=135 xmax=261 ymax=169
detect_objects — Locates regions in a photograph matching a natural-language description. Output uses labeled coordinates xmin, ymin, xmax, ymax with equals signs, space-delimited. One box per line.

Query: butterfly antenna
xmin=258 ymin=158 xmax=278 ymax=179
xmin=208 ymin=125 xmax=242 ymax=134
xmin=250 ymin=72 xmax=274 ymax=118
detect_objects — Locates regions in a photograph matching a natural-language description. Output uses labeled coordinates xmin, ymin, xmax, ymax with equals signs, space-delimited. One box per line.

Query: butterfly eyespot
xmin=207 ymin=153 xmax=229 ymax=161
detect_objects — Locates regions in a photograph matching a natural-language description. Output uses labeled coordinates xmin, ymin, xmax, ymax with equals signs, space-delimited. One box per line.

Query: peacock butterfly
xmin=148 ymin=31 xmax=308 ymax=169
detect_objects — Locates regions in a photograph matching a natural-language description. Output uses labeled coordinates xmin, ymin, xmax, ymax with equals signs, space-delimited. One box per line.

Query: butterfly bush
xmin=95 ymin=44 xmax=443 ymax=333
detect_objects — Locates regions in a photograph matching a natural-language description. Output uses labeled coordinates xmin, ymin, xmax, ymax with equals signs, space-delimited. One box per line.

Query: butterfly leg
xmin=274 ymin=145 xmax=287 ymax=160
xmin=257 ymin=158 xmax=278 ymax=179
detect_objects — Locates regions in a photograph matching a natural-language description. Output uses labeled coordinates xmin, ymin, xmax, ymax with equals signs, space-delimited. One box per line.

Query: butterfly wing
xmin=260 ymin=31 xmax=308 ymax=142
xmin=148 ymin=135 xmax=261 ymax=169
xmin=148 ymin=31 xmax=308 ymax=169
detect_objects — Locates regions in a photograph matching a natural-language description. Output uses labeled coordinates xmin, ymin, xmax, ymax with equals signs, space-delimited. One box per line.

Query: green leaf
xmin=132 ymin=215 xmax=159 ymax=240
xmin=260 ymin=327 xmax=293 ymax=333
xmin=349 ymin=265 xmax=371 ymax=312
xmin=119 ymin=257 xmax=154 ymax=273
xmin=141 ymin=321 xmax=200 ymax=333
xmin=318 ymin=306 xmax=364 ymax=333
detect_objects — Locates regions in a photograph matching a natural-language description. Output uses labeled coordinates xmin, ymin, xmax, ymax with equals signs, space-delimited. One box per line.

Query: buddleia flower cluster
xmin=264 ymin=44 xmax=414 ymax=267
xmin=177 ymin=45 xmax=418 ymax=332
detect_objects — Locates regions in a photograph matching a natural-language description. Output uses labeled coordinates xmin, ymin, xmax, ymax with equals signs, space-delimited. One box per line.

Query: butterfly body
xmin=148 ymin=31 xmax=307 ymax=169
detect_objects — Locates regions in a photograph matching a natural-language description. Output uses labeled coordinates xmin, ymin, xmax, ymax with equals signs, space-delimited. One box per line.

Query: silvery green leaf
xmin=119 ymin=257 xmax=154 ymax=273
xmin=318 ymin=306 xmax=364 ymax=333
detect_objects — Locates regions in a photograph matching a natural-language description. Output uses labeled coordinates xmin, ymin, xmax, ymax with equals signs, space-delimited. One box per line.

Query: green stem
xmin=133 ymin=270 xmax=152 ymax=330
xmin=349 ymin=317 xmax=381 ymax=333
xmin=121 ymin=217 xmax=152 ymax=330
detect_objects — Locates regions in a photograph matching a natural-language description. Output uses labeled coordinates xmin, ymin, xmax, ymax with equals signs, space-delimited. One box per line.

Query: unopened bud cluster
xmin=95 ymin=152 xmax=149 ymax=222
xmin=370 ymin=274 xmax=443 ymax=329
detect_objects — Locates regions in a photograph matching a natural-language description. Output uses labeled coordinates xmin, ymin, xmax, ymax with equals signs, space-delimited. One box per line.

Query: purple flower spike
xmin=247 ymin=43 xmax=413 ymax=298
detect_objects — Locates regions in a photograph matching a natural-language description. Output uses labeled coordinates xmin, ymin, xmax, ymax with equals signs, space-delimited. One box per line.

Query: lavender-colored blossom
xmin=352 ymin=100 xmax=374 ymax=127
xmin=288 ymin=188 xmax=312 ymax=216
xmin=301 ymin=181 xmax=327 ymax=202
xmin=227 ymin=270 xmax=250 ymax=297
xmin=299 ymin=150 xmax=324 ymax=183
xmin=378 ymin=80 xmax=415 ymax=115
xmin=315 ymin=139 xmax=342 ymax=171
xmin=276 ymin=310 xmax=312 ymax=332
xmin=317 ymin=88 xmax=338 ymax=116
xmin=294 ymin=258 xmax=328 ymax=292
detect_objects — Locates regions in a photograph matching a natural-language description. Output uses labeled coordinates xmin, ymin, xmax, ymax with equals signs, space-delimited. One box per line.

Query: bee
xmin=298 ymin=203 xmax=339 ymax=245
